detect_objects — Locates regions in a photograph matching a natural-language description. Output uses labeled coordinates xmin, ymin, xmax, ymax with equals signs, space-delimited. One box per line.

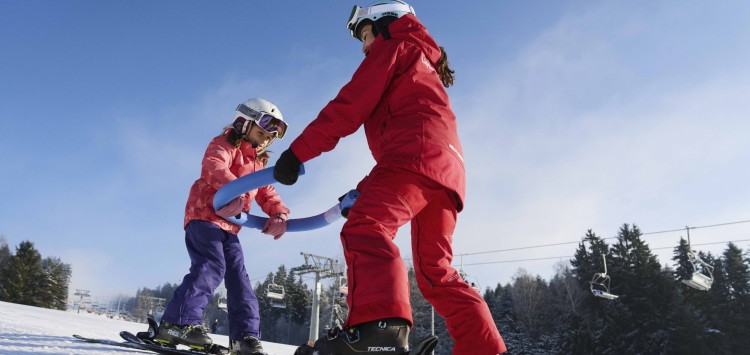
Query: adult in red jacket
xmin=275 ymin=2 xmax=506 ymax=354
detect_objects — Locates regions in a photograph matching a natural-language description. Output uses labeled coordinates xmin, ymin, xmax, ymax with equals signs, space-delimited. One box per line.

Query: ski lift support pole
xmin=291 ymin=252 xmax=339 ymax=344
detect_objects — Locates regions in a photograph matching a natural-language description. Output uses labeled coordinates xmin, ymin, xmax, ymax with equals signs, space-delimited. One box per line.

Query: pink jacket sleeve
xmin=255 ymin=184 xmax=290 ymax=216
xmin=201 ymin=138 xmax=238 ymax=191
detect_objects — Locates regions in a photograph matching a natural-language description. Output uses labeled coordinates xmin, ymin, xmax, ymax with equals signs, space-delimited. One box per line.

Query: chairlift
xmin=680 ymin=227 xmax=714 ymax=291
xmin=338 ymin=277 xmax=348 ymax=298
xmin=267 ymin=277 xmax=286 ymax=308
xmin=217 ymin=297 xmax=227 ymax=310
xmin=682 ymin=251 xmax=714 ymax=291
xmin=458 ymin=254 xmax=481 ymax=293
xmin=590 ymin=254 xmax=619 ymax=300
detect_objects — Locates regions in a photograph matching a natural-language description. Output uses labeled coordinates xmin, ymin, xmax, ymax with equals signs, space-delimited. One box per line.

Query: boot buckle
xmin=344 ymin=327 xmax=360 ymax=343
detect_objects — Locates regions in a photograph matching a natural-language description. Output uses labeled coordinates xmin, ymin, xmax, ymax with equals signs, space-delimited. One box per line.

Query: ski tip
xmin=120 ymin=331 xmax=145 ymax=344
xmin=409 ymin=335 xmax=438 ymax=355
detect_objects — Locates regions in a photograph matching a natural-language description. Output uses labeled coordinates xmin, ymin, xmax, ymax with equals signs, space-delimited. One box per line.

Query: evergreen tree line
xmin=483 ymin=224 xmax=750 ymax=354
xmin=3 ymin=223 xmax=749 ymax=354
xmin=225 ymin=224 xmax=750 ymax=354
xmin=0 ymin=236 xmax=72 ymax=310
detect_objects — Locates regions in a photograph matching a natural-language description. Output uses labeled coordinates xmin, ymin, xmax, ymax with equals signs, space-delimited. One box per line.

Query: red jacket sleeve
xmin=290 ymin=38 xmax=403 ymax=163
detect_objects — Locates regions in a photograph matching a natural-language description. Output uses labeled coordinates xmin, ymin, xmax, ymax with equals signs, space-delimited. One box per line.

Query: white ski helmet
xmin=233 ymin=98 xmax=288 ymax=139
xmin=346 ymin=0 xmax=415 ymax=40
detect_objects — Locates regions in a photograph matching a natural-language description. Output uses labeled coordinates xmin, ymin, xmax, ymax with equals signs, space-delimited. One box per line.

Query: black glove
xmin=274 ymin=149 xmax=302 ymax=185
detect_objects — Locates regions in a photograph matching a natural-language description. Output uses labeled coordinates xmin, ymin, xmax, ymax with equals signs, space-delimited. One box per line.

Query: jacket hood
xmin=384 ymin=14 xmax=441 ymax=67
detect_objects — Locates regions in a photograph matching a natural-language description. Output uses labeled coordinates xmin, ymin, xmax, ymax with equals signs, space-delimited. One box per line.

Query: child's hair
xmin=224 ymin=126 xmax=244 ymax=148
xmin=257 ymin=151 xmax=270 ymax=167
xmin=437 ymin=46 xmax=455 ymax=88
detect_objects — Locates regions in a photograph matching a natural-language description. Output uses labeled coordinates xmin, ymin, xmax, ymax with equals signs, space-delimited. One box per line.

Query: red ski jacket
xmin=290 ymin=14 xmax=466 ymax=211
xmin=184 ymin=132 xmax=289 ymax=235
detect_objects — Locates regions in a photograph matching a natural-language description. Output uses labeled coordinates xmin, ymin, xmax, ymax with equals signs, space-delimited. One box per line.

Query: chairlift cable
xmin=456 ymin=218 xmax=750 ymax=257
xmin=456 ymin=238 xmax=750 ymax=266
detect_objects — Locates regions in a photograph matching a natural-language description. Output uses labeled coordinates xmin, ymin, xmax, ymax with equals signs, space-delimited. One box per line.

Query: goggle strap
xmin=359 ymin=3 xmax=413 ymax=18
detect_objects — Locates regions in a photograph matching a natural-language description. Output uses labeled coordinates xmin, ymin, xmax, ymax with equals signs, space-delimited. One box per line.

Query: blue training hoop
xmin=212 ymin=165 xmax=358 ymax=232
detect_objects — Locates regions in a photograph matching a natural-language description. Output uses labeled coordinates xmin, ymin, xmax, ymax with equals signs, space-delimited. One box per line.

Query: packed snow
xmin=0 ymin=301 xmax=298 ymax=354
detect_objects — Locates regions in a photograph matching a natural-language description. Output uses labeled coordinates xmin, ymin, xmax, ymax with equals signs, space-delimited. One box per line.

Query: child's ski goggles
xmin=236 ymin=104 xmax=288 ymax=139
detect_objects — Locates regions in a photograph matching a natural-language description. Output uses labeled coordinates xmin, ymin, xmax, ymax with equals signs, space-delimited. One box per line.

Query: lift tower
xmin=291 ymin=252 xmax=338 ymax=343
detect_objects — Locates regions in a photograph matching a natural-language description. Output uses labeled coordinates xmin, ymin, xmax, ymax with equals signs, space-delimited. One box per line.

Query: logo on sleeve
xmin=421 ymin=54 xmax=436 ymax=73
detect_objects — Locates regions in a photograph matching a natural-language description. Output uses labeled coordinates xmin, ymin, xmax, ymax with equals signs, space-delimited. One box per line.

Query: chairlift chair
xmin=267 ymin=282 xmax=286 ymax=308
xmin=681 ymin=251 xmax=714 ymax=291
xmin=338 ymin=277 xmax=348 ymax=298
xmin=217 ymin=297 xmax=227 ymax=310
xmin=590 ymin=254 xmax=619 ymax=300
xmin=458 ymin=255 xmax=482 ymax=293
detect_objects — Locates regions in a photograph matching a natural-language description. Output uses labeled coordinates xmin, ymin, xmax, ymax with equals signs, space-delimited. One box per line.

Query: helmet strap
xmin=232 ymin=117 xmax=252 ymax=135
xmin=374 ymin=16 xmax=397 ymax=40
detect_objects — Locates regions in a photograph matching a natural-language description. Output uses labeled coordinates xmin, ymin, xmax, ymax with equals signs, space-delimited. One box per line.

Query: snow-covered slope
xmin=0 ymin=301 xmax=298 ymax=354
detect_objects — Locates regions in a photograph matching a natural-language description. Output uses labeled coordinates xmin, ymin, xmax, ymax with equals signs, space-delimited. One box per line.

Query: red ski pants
xmin=341 ymin=166 xmax=506 ymax=355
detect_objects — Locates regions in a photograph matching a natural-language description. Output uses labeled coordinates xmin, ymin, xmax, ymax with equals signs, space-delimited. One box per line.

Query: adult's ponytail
xmin=437 ymin=46 xmax=455 ymax=88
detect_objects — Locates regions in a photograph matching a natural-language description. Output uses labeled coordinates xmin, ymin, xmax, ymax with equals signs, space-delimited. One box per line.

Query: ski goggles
xmin=236 ymin=104 xmax=288 ymax=139
xmin=346 ymin=3 xmax=415 ymax=39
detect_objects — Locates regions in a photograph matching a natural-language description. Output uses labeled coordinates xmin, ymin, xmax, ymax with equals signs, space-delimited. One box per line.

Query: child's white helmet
xmin=233 ymin=98 xmax=288 ymax=139
xmin=346 ymin=0 xmax=415 ymax=40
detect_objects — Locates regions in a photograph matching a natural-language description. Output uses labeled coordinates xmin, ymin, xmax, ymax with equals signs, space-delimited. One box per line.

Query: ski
xmin=120 ymin=314 xmax=231 ymax=355
xmin=120 ymin=331 xmax=229 ymax=355
xmin=72 ymin=334 xmax=153 ymax=353
xmin=293 ymin=335 xmax=438 ymax=354
xmin=409 ymin=335 xmax=438 ymax=354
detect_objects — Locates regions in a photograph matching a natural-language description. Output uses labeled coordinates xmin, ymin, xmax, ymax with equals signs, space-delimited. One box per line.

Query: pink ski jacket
xmin=289 ymin=15 xmax=466 ymax=211
xmin=184 ymin=132 xmax=289 ymax=235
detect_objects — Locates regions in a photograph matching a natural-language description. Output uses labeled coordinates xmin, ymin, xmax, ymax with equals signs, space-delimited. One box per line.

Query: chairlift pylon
xmin=680 ymin=227 xmax=714 ymax=291
xmin=590 ymin=254 xmax=619 ymax=300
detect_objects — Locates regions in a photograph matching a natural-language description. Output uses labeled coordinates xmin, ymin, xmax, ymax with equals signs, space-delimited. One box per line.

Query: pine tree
xmin=485 ymin=283 xmax=522 ymax=354
xmin=608 ymin=224 xmax=676 ymax=354
xmin=721 ymin=243 xmax=750 ymax=349
xmin=38 ymin=257 xmax=72 ymax=310
xmin=1 ymin=241 xmax=44 ymax=306
xmin=567 ymin=230 xmax=614 ymax=354
xmin=672 ymin=237 xmax=695 ymax=282
xmin=0 ymin=236 xmax=12 ymax=297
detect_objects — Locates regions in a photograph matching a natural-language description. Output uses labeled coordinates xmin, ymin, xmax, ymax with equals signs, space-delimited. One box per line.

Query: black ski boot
xmin=307 ymin=318 xmax=410 ymax=354
xmin=230 ymin=335 xmax=266 ymax=355
xmin=153 ymin=321 xmax=213 ymax=350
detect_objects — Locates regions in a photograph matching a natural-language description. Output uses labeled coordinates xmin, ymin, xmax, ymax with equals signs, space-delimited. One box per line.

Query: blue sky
xmin=2 ymin=1 xmax=750 ymax=299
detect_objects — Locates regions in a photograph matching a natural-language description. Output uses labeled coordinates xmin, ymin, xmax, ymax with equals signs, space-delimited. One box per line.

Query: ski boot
xmin=296 ymin=318 xmax=410 ymax=354
xmin=229 ymin=335 xmax=266 ymax=355
xmin=153 ymin=320 xmax=213 ymax=350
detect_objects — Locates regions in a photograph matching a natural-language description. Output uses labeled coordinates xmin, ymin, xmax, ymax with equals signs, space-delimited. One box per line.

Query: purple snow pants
xmin=161 ymin=220 xmax=260 ymax=341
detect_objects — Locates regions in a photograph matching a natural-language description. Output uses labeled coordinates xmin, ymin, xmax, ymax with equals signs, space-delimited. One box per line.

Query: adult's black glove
xmin=274 ymin=149 xmax=302 ymax=185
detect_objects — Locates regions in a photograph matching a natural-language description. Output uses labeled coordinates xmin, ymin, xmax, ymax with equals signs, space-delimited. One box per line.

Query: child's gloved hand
xmin=263 ymin=213 xmax=288 ymax=240
xmin=274 ymin=149 xmax=302 ymax=185
xmin=216 ymin=196 xmax=243 ymax=218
